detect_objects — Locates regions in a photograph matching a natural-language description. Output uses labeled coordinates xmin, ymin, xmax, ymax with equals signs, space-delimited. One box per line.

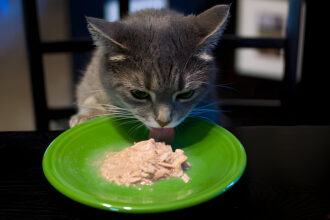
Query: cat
xmin=70 ymin=5 xmax=230 ymax=140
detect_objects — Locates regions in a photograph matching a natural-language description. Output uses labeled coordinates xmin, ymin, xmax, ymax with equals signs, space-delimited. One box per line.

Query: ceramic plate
xmin=43 ymin=117 xmax=246 ymax=213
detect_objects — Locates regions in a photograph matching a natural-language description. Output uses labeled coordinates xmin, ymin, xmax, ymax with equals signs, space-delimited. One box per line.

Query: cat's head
xmin=86 ymin=5 xmax=230 ymax=129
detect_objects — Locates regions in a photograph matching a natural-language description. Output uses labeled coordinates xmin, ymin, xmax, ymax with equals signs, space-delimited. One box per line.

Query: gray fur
xmin=70 ymin=5 xmax=230 ymax=128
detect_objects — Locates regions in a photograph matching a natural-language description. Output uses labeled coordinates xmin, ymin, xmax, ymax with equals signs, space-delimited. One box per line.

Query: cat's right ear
xmin=86 ymin=17 xmax=128 ymax=51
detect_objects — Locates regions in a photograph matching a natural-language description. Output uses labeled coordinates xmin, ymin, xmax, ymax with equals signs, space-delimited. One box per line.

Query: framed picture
xmin=235 ymin=0 xmax=288 ymax=81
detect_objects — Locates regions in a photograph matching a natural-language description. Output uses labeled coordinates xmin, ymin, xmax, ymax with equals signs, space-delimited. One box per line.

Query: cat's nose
xmin=156 ymin=105 xmax=172 ymax=127
xmin=156 ymin=120 xmax=171 ymax=127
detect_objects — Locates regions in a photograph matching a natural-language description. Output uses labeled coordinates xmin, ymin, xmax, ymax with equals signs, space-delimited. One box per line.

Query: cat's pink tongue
xmin=149 ymin=127 xmax=175 ymax=143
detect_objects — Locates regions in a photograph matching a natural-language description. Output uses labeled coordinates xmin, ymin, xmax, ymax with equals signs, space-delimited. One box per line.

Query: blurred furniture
xmin=0 ymin=125 xmax=329 ymax=218
xmin=22 ymin=0 xmax=304 ymax=130
xmin=22 ymin=0 xmax=129 ymax=130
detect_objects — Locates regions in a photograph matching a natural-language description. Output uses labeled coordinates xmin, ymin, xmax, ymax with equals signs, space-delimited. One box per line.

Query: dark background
xmin=0 ymin=0 xmax=329 ymax=130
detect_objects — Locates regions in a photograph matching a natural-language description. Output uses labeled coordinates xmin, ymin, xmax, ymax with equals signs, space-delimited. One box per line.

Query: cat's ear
xmin=194 ymin=5 xmax=230 ymax=49
xmin=86 ymin=17 xmax=128 ymax=51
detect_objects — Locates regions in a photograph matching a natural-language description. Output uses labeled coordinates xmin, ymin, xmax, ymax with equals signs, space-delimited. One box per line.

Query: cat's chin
xmin=149 ymin=127 xmax=175 ymax=143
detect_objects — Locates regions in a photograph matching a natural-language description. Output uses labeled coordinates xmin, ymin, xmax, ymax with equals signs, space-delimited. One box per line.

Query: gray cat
xmin=70 ymin=5 xmax=230 ymax=140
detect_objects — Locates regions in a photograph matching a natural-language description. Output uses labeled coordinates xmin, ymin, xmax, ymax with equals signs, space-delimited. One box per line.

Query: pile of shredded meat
xmin=100 ymin=139 xmax=191 ymax=186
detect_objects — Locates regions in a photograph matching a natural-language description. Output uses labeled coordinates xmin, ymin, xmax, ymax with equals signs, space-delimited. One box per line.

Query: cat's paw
xmin=69 ymin=114 xmax=93 ymax=127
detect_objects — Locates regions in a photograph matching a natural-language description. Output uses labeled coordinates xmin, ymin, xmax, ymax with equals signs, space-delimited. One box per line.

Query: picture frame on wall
xmin=235 ymin=0 xmax=288 ymax=81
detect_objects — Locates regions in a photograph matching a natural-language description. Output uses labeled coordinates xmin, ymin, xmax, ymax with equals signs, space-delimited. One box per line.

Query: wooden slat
xmin=40 ymin=35 xmax=286 ymax=54
xmin=41 ymin=40 xmax=94 ymax=53
xmin=282 ymin=0 xmax=303 ymax=103
xmin=219 ymin=99 xmax=281 ymax=107
xmin=119 ymin=0 xmax=129 ymax=18
xmin=220 ymin=35 xmax=285 ymax=49
xmin=47 ymin=108 xmax=77 ymax=119
xmin=22 ymin=0 xmax=49 ymax=130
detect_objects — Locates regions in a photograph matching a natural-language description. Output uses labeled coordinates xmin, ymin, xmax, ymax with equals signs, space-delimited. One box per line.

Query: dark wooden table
xmin=0 ymin=126 xmax=329 ymax=219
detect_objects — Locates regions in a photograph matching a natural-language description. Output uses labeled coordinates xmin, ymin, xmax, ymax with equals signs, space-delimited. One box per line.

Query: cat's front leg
xmin=70 ymin=95 xmax=108 ymax=127
xmin=70 ymin=93 xmax=109 ymax=127
xmin=70 ymin=113 xmax=89 ymax=127
xmin=69 ymin=108 xmax=108 ymax=127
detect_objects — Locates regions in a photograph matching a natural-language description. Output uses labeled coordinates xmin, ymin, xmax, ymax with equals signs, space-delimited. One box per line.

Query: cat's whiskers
xmin=189 ymin=108 xmax=221 ymax=115
xmin=187 ymin=115 xmax=213 ymax=122
xmin=190 ymin=110 xmax=219 ymax=114
xmin=87 ymin=114 xmax=137 ymax=120
xmin=77 ymin=102 xmax=141 ymax=127
xmin=211 ymin=85 xmax=239 ymax=93
xmin=95 ymin=112 xmax=141 ymax=127
xmin=76 ymin=105 xmax=133 ymax=119
xmin=192 ymin=102 xmax=220 ymax=111
xmin=78 ymin=103 xmax=132 ymax=115
xmin=102 ymin=110 xmax=133 ymax=116
xmin=86 ymin=113 xmax=111 ymax=119
xmin=115 ymin=118 xmax=141 ymax=128
xmin=204 ymin=82 xmax=239 ymax=93
xmin=188 ymin=104 xmax=222 ymax=120
xmin=127 ymin=122 xmax=145 ymax=137
xmin=100 ymin=104 xmax=133 ymax=114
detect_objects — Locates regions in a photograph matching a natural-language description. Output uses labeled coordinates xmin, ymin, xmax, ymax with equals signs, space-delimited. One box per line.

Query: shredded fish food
xmin=100 ymin=139 xmax=191 ymax=186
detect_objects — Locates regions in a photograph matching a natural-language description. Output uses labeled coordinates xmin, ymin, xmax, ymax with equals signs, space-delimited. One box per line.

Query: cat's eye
xmin=130 ymin=90 xmax=150 ymax=100
xmin=176 ymin=90 xmax=195 ymax=100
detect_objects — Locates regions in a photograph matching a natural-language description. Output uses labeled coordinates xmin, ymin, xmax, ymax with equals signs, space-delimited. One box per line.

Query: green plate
xmin=42 ymin=116 xmax=246 ymax=213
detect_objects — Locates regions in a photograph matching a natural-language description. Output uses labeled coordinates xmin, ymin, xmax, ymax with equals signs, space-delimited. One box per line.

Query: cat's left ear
xmin=194 ymin=5 xmax=230 ymax=49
